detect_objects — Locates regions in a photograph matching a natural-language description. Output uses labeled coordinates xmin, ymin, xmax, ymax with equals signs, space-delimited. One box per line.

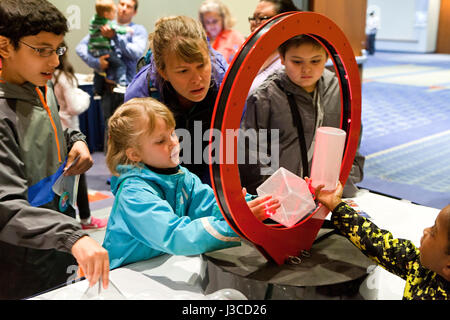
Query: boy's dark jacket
xmin=333 ymin=202 xmax=449 ymax=300
xmin=0 ymin=80 xmax=88 ymax=299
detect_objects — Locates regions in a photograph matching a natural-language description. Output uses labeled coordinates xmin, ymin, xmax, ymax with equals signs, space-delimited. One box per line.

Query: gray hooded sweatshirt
xmin=239 ymin=68 xmax=365 ymax=197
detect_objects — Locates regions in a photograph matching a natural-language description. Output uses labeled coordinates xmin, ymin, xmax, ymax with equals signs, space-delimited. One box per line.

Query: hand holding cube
xmin=242 ymin=188 xmax=281 ymax=222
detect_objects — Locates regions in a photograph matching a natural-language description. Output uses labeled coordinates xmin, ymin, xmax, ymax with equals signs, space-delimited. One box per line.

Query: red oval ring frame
xmin=209 ymin=12 xmax=361 ymax=265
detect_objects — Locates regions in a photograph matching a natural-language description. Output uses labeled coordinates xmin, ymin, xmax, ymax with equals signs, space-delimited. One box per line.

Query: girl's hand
xmin=242 ymin=188 xmax=281 ymax=221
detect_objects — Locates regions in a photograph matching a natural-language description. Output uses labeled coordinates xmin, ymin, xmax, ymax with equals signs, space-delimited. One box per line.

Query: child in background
xmin=89 ymin=0 xmax=131 ymax=95
xmin=103 ymin=98 xmax=279 ymax=269
xmin=198 ymin=0 xmax=245 ymax=64
xmin=0 ymin=0 xmax=109 ymax=299
xmin=53 ymin=43 xmax=108 ymax=230
xmin=240 ymin=34 xmax=365 ymax=198
xmin=313 ymin=180 xmax=449 ymax=299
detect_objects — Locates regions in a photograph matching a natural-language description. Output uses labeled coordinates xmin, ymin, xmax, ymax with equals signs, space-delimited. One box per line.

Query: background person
xmin=76 ymin=0 xmax=147 ymax=152
xmin=198 ymin=0 xmax=245 ymax=64
xmin=248 ymin=0 xmax=300 ymax=95
xmin=365 ymin=10 xmax=380 ymax=55
xmin=88 ymin=0 xmax=134 ymax=96
xmin=53 ymin=42 xmax=108 ymax=230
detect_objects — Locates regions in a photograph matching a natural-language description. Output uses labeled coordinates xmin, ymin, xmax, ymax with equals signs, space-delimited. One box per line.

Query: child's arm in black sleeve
xmin=331 ymin=202 xmax=420 ymax=280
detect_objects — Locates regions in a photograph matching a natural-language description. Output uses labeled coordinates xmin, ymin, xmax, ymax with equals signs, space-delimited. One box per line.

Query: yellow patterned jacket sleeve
xmin=331 ymin=202 xmax=419 ymax=280
xmin=331 ymin=202 xmax=449 ymax=300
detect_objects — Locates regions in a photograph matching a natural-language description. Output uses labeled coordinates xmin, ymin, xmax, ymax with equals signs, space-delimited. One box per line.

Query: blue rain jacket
xmin=103 ymin=165 xmax=241 ymax=269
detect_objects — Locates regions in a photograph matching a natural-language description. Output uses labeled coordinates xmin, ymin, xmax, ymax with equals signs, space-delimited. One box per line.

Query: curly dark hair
xmin=0 ymin=0 xmax=68 ymax=49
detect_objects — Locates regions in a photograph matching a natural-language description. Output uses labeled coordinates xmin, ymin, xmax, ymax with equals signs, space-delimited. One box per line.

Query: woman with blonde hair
xmin=199 ymin=0 xmax=245 ymax=63
xmin=125 ymin=15 xmax=228 ymax=185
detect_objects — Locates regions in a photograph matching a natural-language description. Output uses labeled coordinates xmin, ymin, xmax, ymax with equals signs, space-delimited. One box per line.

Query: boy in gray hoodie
xmin=0 ymin=0 xmax=109 ymax=299
xmin=240 ymin=35 xmax=365 ymax=197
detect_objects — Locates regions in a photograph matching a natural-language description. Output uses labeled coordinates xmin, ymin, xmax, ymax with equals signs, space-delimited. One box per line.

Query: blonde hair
xmin=149 ymin=15 xmax=209 ymax=72
xmin=106 ymin=98 xmax=176 ymax=176
xmin=95 ymin=0 xmax=115 ymax=17
xmin=199 ymin=0 xmax=236 ymax=30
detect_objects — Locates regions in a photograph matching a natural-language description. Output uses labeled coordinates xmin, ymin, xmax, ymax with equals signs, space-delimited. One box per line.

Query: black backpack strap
xmin=274 ymin=80 xmax=309 ymax=177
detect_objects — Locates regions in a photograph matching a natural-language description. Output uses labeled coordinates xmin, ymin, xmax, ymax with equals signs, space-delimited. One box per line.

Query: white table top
xmin=32 ymin=254 xmax=210 ymax=300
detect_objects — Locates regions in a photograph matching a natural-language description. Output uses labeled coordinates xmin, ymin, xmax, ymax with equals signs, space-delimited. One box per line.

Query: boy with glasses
xmin=0 ymin=0 xmax=109 ymax=299
xmin=248 ymin=0 xmax=299 ymax=32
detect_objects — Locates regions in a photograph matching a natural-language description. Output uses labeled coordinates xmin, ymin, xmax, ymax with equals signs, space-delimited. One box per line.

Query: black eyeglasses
xmin=248 ymin=15 xmax=273 ymax=24
xmin=19 ymin=41 xmax=67 ymax=57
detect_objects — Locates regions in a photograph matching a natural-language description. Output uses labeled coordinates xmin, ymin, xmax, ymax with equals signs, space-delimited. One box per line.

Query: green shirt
xmin=332 ymin=202 xmax=449 ymax=300
xmin=88 ymin=14 xmax=128 ymax=52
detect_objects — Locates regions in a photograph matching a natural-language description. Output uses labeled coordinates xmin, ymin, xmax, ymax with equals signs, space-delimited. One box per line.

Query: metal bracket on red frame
xmin=209 ymin=12 xmax=362 ymax=265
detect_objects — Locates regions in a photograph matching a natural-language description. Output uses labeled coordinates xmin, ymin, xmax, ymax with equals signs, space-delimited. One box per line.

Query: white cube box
xmin=256 ymin=167 xmax=316 ymax=227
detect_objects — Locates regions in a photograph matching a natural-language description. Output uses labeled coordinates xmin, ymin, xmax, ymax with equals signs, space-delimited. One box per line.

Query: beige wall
xmin=224 ymin=0 xmax=259 ymax=37
xmin=50 ymin=0 xmax=259 ymax=74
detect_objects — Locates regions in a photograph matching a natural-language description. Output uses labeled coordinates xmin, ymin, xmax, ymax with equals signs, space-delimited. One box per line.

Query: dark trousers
xmin=101 ymin=88 xmax=124 ymax=153
xmin=92 ymin=51 xmax=127 ymax=95
xmin=106 ymin=53 xmax=127 ymax=86
xmin=93 ymin=71 xmax=106 ymax=96
xmin=366 ymin=33 xmax=376 ymax=55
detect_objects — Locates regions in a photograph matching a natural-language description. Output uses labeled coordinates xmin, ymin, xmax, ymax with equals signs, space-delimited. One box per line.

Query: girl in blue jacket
xmin=124 ymin=15 xmax=228 ymax=185
xmin=103 ymin=98 xmax=279 ymax=269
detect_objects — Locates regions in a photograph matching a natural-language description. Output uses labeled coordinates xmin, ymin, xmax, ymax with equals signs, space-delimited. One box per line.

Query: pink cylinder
xmin=310 ymin=127 xmax=346 ymax=191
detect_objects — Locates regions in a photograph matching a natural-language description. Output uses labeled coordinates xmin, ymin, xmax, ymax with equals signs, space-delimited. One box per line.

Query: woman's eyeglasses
xmin=248 ymin=15 xmax=273 ymax=24
xmin=19 ymin=41 xmax=67 ymax=57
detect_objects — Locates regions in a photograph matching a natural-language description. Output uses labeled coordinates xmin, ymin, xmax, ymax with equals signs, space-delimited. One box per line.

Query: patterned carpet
xmin=357 ymin=51 xmax=450 ymax=209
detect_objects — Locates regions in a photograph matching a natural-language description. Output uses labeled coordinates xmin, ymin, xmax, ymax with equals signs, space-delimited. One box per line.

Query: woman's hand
xmin=242 ymin=188 xmax=281 ymax=221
